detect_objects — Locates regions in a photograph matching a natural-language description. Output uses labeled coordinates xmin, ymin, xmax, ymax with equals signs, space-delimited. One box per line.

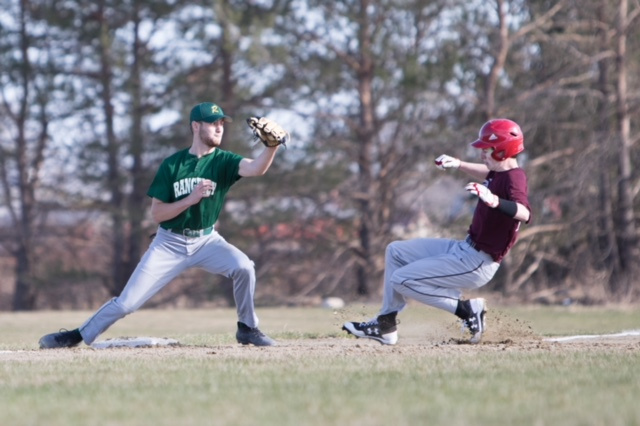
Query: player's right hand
xmin=465 ymin=182 xmax=499 ymax=208
xmin=434 ymin=154 xmax=460 ymax=170
xmin=190 ymin=179 xmax=214 ymax=204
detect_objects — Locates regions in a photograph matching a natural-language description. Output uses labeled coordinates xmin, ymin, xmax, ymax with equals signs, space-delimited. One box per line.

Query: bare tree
xmin=0 ymin=0 xmax=56 ymax=309
xmin=610 ymin=0 xmax=639 ymax=293
xmin=276 ymin=0 xmax=469 ymax=297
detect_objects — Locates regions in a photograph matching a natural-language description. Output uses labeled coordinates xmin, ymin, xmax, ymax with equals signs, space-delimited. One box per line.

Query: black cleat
xmin=39 ymin=329 xmax=83 ymax=349
xmin=236 ymin=322 xmax=277 ymax=346
xmin=462 ymin=298 xmax=486 ymax=344
xmin=342 ymin=313 xmax=398 ymax=345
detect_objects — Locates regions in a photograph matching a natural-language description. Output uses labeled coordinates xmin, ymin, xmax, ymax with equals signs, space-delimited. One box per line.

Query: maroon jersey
xmin=468 ymin=168 xmax=530 ymax=262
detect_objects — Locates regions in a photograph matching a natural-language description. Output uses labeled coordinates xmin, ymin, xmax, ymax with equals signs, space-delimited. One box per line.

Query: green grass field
xmin=1 ymin=304 xmax=639 ymax=426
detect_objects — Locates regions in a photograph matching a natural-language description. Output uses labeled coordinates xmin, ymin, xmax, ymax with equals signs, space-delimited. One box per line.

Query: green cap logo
xmin=189 ymin=102 xmax=233 ymax=123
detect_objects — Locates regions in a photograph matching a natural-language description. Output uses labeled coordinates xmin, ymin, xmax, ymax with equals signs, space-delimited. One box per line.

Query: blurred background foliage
xmin=0 ymin=0 xmax=639 ymax=310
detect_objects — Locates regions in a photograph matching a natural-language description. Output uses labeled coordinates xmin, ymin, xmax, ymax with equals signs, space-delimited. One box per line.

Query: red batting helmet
xmin=471 ymin=119 xmax=524 ymax=161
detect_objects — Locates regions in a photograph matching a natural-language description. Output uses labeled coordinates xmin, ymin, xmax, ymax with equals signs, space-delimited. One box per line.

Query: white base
xmin=91 ymin=336 xmax=179 ymax=349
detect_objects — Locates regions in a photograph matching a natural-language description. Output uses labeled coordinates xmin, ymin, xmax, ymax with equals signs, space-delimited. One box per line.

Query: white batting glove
xmin=434 ymin=154 xmax=461 ymax=170
xmin=465 ymin=182 xmax=499 ymax=208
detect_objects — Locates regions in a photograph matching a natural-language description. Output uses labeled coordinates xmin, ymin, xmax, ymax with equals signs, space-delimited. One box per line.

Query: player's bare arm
xmin=150 ymin=180 xmax=213 ymax=223
xmin=238 ymin=145 xmax=280 ymax=177
xmin=434 ymin=154 xmax=489 ymax=181
xmin=239 ymin=116 xmax=289 ymax=177
xmin=514 ymin=203 xmax=531 ymax=222
xmin=458 ymin=161 xmax=490 ymax=180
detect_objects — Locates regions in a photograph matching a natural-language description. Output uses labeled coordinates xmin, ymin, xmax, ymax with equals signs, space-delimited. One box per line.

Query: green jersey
xmin=147 ymin=148 xmax=243 ymax=230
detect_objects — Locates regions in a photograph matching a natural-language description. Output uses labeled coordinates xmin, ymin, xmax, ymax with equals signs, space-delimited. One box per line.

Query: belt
xmin=465 ymin=235 xmax=480 ymax=252
xmin=166 ymin=226 xmax=214 ymax=238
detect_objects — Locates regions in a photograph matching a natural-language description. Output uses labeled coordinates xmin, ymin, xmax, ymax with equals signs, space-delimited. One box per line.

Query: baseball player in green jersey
xmin=39 ymin=102 xmax=281 ymax=348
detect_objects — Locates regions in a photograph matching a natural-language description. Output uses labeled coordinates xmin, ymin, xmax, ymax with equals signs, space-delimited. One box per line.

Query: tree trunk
xmin=96 ymin=0 xmax=127 ymax=295
xmin=484 ymin=0 xmax=509 ymax=119
xmin=613 ymin=0 xmax=636 ymax=282
xmin=126 ymin=7 xmax=148 ymax=282
xmin=10 ymin=0 xmax=45 ymax=310
xmin=594 ymin=3 xmax=621 ymax=279
xmin=354 ymin=0 xmax=376 ymax=296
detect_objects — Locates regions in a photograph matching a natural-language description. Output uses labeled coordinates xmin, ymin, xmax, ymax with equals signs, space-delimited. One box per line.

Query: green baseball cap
xmin=189 ymin=102 xmax=233 ymax=123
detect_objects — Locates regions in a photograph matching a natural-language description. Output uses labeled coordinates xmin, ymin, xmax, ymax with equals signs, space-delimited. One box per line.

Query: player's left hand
xmin=465 ymin=182 xmax=499 ymax=208
xmin=246 ymin=117 xmax=290 ymax=148
xmin=434 ymin=154 xmax=460 ymax=170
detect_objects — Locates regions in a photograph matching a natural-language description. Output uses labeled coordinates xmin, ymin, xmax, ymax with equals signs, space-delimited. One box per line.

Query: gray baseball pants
xmin=79 ymin=227 xmax=258 ymax=344
xmin=379 ymin=237 xmax=500 ymax=316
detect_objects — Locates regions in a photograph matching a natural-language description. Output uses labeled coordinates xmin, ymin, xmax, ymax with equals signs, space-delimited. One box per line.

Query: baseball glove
xmin=246 ymin=116 xmax=290 ymax=148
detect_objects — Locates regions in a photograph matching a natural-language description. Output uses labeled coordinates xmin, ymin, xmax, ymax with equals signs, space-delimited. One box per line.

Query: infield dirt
xmin=3 ymin=306 xmax=638 ymax=361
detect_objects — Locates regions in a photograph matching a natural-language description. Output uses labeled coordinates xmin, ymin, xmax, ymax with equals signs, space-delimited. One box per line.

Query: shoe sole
xmin=38 ymin=340 xmax=80 ymax=349
xmin=237 ymin=341 xmax=276 ymax=347
xmin=342 ymin=323 xmax=398 ymax=345
xmin=236 ymin=336 xmax=276 ymax=347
